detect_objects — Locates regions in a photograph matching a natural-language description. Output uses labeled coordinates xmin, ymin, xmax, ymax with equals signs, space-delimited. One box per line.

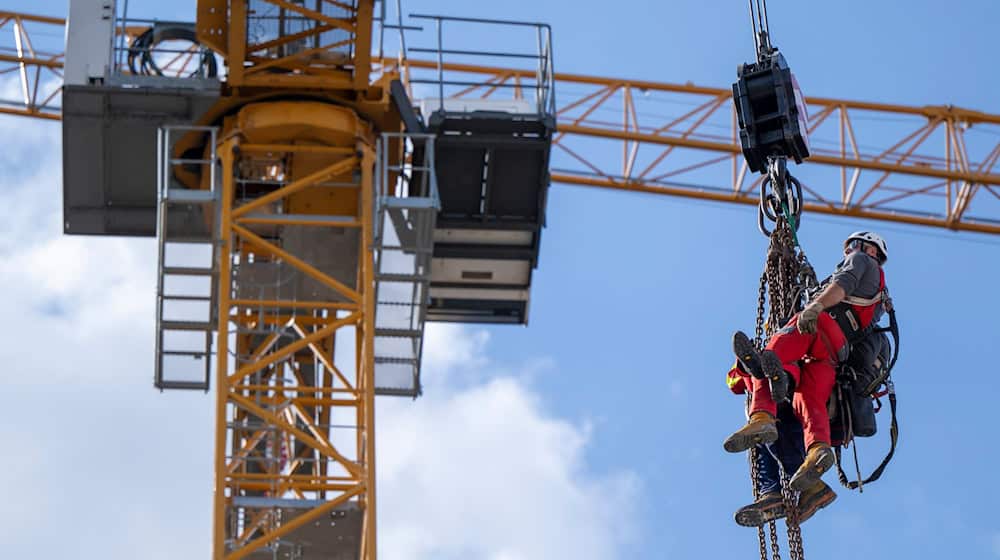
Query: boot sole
xmin=723 ymin=423 xmax=778 ymax=453
xmin=789 ymin=450 xmax=836 ymax=491
xmin=732 ymin=331 xmax=764 ymax=379
xmin=796 ymin=489 xmax=837 ymax=525
xmin=735 ymin=504 xmax=786 ymax=527
xmin=760 ymin=351 xmax=789 ymax=403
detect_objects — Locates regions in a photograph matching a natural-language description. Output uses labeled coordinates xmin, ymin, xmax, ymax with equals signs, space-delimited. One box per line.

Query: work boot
xmin=734 ymin=491 xmax=786 ymax=527
xmin=732 ymin=331 xmax=764 ymax=378
xmin=760 ymin=350 xmax=791 ymax=403
xmin=723 ymin=411 xmax=778 ymax=453
xmin=789 ymin=443 xmax=836 ymax=491
xmin=795 ymin=481 xmax=837 ymax=524
xmin=732 ymin=331 xmax=791 ymax=403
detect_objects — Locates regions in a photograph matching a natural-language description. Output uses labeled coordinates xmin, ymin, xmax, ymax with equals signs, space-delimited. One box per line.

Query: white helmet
xmin=845 ymin=231 xmax=888 ymax=263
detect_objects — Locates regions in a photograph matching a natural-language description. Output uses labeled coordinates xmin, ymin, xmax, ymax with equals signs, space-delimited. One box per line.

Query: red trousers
xmin=749 ymin=313 xmax=847 ymax=449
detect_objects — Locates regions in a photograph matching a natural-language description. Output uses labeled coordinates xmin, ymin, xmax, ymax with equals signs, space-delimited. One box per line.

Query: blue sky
xmin=3 ymin=1 xmax=1000 ymax=558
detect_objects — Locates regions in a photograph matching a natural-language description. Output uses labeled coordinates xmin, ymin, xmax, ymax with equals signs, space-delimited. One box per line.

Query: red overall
xmin=747 ymin=267 xmax=886 ymax=449
xmin=748 ymin=313 xmax=846 ymax=449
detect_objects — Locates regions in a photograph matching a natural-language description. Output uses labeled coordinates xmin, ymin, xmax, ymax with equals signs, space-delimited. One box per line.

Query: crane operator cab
xmin=404 ymin=15 xmax=556 ymax=325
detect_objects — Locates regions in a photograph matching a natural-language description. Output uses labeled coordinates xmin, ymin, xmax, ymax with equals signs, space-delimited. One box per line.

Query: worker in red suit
xmin=723 ymin=231 xmax=890 ymax=493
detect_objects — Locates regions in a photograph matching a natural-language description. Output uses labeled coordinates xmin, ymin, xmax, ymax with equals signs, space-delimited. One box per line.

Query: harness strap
xmin=873 ymin=307 xmax=901 ymax=373
xmin=835 ymin=381 xmax=898 ymax=490
xmin=842 ymin=292 xmax=882 ymax=306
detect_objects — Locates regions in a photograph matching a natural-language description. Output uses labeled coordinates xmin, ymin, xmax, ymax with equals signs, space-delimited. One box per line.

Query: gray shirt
xmin=831 ymin=251 xmax=882 ymax=299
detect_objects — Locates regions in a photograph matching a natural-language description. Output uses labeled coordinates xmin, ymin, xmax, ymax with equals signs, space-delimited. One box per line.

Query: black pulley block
xmin=732 ymin=51 xmax=810 ymax=173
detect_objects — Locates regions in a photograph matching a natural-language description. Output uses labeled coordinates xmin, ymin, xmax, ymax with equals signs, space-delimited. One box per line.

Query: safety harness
xmin=808 ymin=253 xmax=902 ymax=493
xmin=825 ymin=265 xmax=887 ymax=344
xmin=832 ymin=302 xmax=901 ymax=492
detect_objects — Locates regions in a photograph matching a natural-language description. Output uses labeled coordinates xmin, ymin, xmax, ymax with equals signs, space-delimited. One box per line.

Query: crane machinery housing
xmin=2 ymin=1 xmax=1000 ymax=559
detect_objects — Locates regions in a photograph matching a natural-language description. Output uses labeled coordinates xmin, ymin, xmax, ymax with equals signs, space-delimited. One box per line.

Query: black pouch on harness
xmin=839 ymin=382 xmax=877 ymax=437
xmin=830 ymin=331 xmax=891 ymax=440
xmin=830 ymin=379 xmax=876 ymax=441
xmin=845 ymin=331 xmax=891 ymax=396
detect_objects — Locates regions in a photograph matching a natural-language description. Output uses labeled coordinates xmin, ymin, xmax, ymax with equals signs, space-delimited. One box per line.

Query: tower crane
xmin=1 ymin=3 xmax=999 ymax=559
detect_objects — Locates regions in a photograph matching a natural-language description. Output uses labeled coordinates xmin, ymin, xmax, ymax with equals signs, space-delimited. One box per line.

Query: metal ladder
xmin=373 ymin=132 xmax=439 ymax=397
xmin=154 ymin=125 xmax=220 ymax=391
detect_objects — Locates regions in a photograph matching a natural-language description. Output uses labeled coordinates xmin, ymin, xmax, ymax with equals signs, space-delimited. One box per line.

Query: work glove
xmin=797 ymin=300 xmax=824 ymax=334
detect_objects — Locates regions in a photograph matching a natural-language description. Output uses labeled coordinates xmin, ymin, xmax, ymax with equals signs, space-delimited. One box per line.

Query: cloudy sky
xmin=3 ymin=0 xmax=1000 ymax=558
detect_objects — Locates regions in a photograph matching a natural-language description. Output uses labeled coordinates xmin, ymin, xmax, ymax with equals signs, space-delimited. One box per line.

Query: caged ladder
xmin=372 ymin=131 xmax=440 ymax=397
xmin=154 ymin=125 xmax=220 ymax=391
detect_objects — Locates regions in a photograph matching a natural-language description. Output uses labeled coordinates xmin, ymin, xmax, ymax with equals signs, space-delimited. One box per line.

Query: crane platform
xmin=408 ymin=15 xmax=556 ymax=325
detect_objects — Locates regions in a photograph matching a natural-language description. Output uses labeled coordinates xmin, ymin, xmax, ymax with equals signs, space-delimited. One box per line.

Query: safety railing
xmin=375 ymin=0 xmax=413 ymax=63
xmin=244 ymin=0 xmax=354 ymax=61
xmin=407 ymin=14 xmax=555 ymax=118
xmin=110 ymin=1 xmax=220 ymax=87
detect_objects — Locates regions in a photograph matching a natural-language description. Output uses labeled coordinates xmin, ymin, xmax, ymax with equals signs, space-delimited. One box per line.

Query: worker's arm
xmin=799 ymin=251 xmax=877 ymax=333
xmin=812 ymin=282 xmax=846 ymax=310
xmin=797 ymin=280 xmax=846 ymax=334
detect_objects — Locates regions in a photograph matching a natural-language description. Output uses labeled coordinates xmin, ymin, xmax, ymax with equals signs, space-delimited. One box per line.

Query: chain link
xmin=757 ymin=526 xmax=769 ymax=560
xmin=782 ymin=474 xmax=805 ymax=560
xmin=749 ymin=439 xmax=784 ymax=560
xmin=769 ymin=518 xmax=783 ymax=560
xmin=755 ymin=271 xmax=767 ymax=349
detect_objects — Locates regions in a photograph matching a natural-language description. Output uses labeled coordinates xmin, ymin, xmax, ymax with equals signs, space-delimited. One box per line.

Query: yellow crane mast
xmin=184 ymin=1 xmax=390 ymax=557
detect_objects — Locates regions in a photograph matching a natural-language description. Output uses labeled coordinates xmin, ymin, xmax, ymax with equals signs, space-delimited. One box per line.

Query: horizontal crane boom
xmin=3 ymin=12 xmax=1000 ymax=234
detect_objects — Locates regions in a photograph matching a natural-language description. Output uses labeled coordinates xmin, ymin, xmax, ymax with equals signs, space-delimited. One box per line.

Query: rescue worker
xmin=723 ymin=231 xmax=889 ymax=493
xmin=726 ymin=363 xmax=837 ymax=526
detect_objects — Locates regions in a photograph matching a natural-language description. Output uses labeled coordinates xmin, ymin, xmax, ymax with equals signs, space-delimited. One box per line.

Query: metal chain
xmin=757 ymin=526 xmax=769 ymax=560
xmin=754 ymin=271 xmax=768 ymax=348
xmin=748 ymin=445 xmax=772 ymax=560
xmin=768 ymin=221 xmax=809 ymax=560
xmin=769 ymin=518 xmax=783 ymax=560
xmin=747 ymin=160 xmax=818 ymax=560
xmin=782 ymin=473 xmax=805 ymax=560
xmin=749 ymin=437 xmax=784 ymax=560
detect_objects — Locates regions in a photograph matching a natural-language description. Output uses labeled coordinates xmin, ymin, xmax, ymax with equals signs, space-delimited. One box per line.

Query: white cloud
xmin=378 ymin=326 xmax=639 ymax=560
xmin=422 ymin=322 xmax=491 ymax=382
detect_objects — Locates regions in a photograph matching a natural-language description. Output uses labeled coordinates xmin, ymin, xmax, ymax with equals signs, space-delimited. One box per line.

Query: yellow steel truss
xmin=201 ymin=0 xmax=372 ymax=90
xmin=209 ymin=101 xmax=378 ymax=558
xmin=0 ymin=11 xmax=63 ymax=120
xmin=199 ymin=1 xmax=384 ymax=554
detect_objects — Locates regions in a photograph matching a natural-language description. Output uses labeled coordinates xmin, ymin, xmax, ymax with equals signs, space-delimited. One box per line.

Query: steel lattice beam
xmin=401 ymin=59 xmax=1000 ymax=235
xmin=4 ymin=12 xmax=1000 ymax=233
xmin=0 ymin=11 xmax=64 ymax=120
